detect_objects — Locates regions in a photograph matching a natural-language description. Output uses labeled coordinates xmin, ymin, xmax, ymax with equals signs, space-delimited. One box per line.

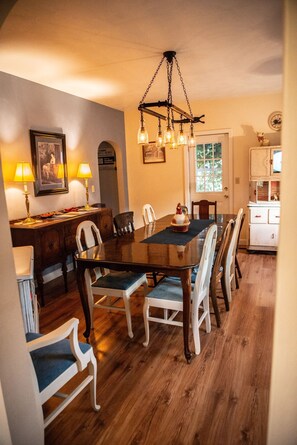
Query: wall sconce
xmin=14 ymin=162 xmax=36 ymax=224
xmin=77 ymin=163 xmax=92 ymax=210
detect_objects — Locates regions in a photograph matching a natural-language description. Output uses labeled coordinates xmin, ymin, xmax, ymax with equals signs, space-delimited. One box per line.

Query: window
xmin=195 ymin=143 xmax=222 ymax=192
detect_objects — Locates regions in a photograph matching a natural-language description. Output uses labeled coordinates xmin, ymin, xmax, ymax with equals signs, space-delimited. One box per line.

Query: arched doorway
xmin=98 ymin=141 xmax=119 ymax=216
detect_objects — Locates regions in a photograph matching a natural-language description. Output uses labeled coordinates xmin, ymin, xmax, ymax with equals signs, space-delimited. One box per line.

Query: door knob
xmin=224 ymin=186 xmax=228 ymax=191
xmin=224 ymin=194 xmax=229 ymax=198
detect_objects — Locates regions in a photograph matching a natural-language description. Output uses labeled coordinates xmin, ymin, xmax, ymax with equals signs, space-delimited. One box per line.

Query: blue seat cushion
xmin=26 ymin=332 xmax=91 ymax=393
xmin=92 ymin=271 xmax=145 ymax=290
xmin=147 ymin=277 xmax=184 ymax=302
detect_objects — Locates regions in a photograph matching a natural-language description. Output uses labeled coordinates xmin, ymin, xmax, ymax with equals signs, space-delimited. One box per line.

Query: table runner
xmin=141 ymin=219 xmax=213 ymax=246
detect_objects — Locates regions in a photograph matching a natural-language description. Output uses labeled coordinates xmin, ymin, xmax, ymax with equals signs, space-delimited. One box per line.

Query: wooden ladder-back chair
xmin=191 ymin=200 xmax=217 ymax=220
xmin=221 ymin=208 xmax=244 ymax=303
xmin=235 ymin=213 xmax=246 ymax=289
xmin=113 ymin=211 xmax=135 ymax=236
xmin=143 ymin=224 xmax=217 ymax=355
xmin=27 ymin=318 xmax=100 ymax=428
xmin=76 ymin=220 xmax=147 ymax=338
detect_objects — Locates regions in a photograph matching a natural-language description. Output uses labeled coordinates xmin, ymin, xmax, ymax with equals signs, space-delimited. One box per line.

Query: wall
xmin=0 ymin=72 xmax=128 ymax=220
xmin=267 ymin=0 xmax=297 ymax=443
xmin=0 ymin=153 xmax=44 ymax=444
xmin=124 ymin=93 xmax=282 ymax=241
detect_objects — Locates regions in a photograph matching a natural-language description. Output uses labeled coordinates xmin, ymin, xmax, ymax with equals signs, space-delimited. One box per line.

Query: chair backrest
xmin=211 ymin=218 xmax=234 ymax=288
xmin=192 ymin=224 xmax=218 ymax=311
xmin=142 ymin=204 xmax=156 ymax=225
xmin=223 ymin=208 xmax=244 ymax=271
xmin=76 ymin=220 xmax=102 ymax=253
xmin=114 ymin=211 xmax=135 ymax=236
xmin=191 ymin=200 xmax=217 ymax=220
xmin=236 ymin=212 xmax=245 ymax=253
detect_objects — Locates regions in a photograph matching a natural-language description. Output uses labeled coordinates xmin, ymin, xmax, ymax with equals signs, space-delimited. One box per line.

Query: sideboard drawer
xmin=269 ymin=208 xmax=280 ymax=224
xmin=250 ymin=207 xmax=268 ymax=224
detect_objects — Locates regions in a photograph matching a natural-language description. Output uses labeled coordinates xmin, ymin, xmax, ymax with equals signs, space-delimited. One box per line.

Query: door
xmin=98 ymin=142 xmax=119 ymax=216
xmin=189 ymin=131 xmax=232 ymax=214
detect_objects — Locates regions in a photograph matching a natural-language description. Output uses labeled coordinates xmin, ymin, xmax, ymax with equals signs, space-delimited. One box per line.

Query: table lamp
xmin=77 ymin=163 xmax=92 ymax=210
xmin=14 ymin=162 xmax=36 ymax=224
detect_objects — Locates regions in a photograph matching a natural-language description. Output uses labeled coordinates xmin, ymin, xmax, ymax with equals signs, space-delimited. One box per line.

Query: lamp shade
xmin=14 ymin=162 xmax=35 ymax=182
xmin=77 ymin=163 xmax=92 ymax=178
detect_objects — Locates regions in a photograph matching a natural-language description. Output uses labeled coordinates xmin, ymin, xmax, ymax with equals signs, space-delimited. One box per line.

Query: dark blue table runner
xmin=141 ymin=219 xmax=213 ymax=246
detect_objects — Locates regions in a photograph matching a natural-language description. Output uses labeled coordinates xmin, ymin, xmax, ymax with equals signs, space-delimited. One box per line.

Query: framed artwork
xmin=30 ymin=130 xmax=68 ymax=196
xmin=142 ymin=141 xmax=166 ymax=164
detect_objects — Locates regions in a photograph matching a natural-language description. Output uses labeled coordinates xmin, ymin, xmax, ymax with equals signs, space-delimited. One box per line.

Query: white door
xmin=188 ymin=131 xmax=232 ymax=214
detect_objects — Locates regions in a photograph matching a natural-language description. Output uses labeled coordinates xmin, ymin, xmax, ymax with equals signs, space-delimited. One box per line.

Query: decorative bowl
xmin=171 ymin=222 xmax=190 ymax=233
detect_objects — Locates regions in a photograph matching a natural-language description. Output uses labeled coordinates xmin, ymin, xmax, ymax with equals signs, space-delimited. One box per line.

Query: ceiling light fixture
xmin=137 ymin=51 xmax=205 ymax=149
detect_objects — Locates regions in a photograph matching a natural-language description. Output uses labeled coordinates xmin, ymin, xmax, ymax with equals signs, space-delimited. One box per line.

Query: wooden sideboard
xmin=10 ymin=208 xmax=113 ymax=305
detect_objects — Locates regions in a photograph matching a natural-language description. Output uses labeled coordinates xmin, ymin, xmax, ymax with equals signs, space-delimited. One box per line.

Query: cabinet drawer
xmin=250 ymin=207 xmax=268 ymax=224
xmin=250 ymin=224 xmax=279 ymax=247
xmin=269 ymin=208 xmax=280 ymax=224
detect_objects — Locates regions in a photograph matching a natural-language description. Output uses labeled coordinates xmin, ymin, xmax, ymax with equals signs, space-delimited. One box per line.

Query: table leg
xmin=180 ymin=269 xmax=193 ymax=363
xmin=76 ymin=265 xmax=91 ymax=340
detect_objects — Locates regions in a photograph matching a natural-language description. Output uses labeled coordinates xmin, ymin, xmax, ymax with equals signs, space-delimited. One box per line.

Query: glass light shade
xmin=77 ymin=163 xmax=92 ymax=178
xmin=137 ymin=124 xmax=149 ymax=144
xmin=156 ymin=130 xmax=163 ymax=148
xmin=14 ymin=162 xmax=34 ymax=182
xmin=177 ymin=130 xmax=187 ymax=146
xmin=165 ymin=125 xmax=175 ymax=144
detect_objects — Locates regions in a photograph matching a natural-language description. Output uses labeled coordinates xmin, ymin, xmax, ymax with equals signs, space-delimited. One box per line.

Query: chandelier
xmin=137 ymin=51 xmax=205 ymax=149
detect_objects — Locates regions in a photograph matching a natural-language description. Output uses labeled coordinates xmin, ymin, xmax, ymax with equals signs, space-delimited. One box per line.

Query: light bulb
xmin=137 ymin=123 xmax=149 ymax=144
xmin=177 ymin=129 xmax=187 ymax=146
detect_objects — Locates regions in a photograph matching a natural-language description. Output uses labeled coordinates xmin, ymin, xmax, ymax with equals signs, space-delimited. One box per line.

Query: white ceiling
xmin=0 ymin=0 xmax=283 ymax=111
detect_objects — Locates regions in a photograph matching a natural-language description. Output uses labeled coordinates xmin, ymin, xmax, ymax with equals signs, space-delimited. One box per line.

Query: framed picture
xmin=142 ymin=141 xmax=166 ymax=164
xmin=30 ymin=130 xmax=68 ymax=196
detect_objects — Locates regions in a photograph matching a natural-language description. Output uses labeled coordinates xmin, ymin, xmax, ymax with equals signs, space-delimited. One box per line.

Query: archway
xmin=98 ymin=141 xmax=120 ymax=216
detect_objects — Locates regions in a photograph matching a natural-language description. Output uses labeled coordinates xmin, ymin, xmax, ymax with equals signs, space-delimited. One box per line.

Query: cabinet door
xmin=250 ymin=148 xmax=270 ymax=179
xmin=250 ymin=224 xmax=279 ymax=247
xmin=270 ymin=148 xmax=282 ymax=178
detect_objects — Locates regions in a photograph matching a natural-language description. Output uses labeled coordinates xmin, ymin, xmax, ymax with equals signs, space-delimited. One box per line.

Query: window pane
xmin=196 ymin=145 xmax=204 ymax=159
xmin=214 ymin=143 xmax=222 ymax=158
xmin=205 ymin=144 xmax=213 ymax=159
xmin=194 ymin=140 xmax=223 ymax=192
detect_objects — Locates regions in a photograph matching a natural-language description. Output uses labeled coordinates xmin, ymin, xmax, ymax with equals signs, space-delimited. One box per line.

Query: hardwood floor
xmin=41 ymin=251 xmax=276 ymax=445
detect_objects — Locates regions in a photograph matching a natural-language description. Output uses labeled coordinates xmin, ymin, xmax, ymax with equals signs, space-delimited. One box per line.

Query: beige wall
xmin=268 ymin=1 xmax=297 ymax=443
xmin=0 ymin=72 xmax=128 ymax=221
xmin=124 ymin=93 xmax=282 ymax=238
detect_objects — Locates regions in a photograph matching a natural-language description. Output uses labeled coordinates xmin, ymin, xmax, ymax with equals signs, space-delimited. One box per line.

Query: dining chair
xmin=234 ymin=213 xmax=245 ymax=289
xmin=143 ymin=224 xmax=217 ymax=355
xmin=76 ymin=220 xmax=148 ymax=338
xmin=191 ymin=200 xmax=217 ymax=220
xmin=113 ymin=211 xmax=135 ymax=236
xmin=221 ymin=208 xmax=244 ymax=303
xmin=27 ymin=317 xmax=100 ymax=428
xmin=142 ymin=204 xmax=156 ymax=225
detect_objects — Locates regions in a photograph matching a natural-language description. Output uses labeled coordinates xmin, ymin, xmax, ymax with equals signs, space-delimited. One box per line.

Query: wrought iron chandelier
xmin=137 ymin=51 xmax=205 ymax=149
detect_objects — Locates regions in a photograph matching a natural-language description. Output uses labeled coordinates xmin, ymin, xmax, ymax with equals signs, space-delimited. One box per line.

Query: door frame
xmin=183 ymin=128 xmax=234 ymax=213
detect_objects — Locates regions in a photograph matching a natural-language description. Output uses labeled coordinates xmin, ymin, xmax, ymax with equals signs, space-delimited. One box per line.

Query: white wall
xmin=124 ymin=93 xmax=282 ymax=239
xmin=267 ymin=1 xmax=297 ymax=443
xmin=0 ymin=154 xmax=44 ymax=445
xmin=0 ymin=72 xmax=128 ymax=220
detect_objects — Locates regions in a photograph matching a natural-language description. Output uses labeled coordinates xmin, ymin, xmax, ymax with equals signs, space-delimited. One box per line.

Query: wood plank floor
xmin=41 ymin=251 xmax=276 ymax=445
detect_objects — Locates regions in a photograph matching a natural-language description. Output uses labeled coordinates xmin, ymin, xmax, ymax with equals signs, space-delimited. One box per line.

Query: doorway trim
xmin=183 ymin=128 xmax=234 ymax=212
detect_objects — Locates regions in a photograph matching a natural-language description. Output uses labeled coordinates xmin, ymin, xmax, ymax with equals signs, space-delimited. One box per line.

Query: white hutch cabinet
xmin=248 ymin=145 xmax=281 ymax=252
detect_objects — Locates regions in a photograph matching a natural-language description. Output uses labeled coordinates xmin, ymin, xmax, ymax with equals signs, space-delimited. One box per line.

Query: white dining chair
xmin=76 ymin=220 xmax=148 ymax=338
xmin=142 ymin=204 xmax=156 ymax=225
xmin=143 ymin=223 xmax=217 ymax=355
xmin=222 ymin=208 xmax=244 ymax=302
xmin=27 ymin=318 xmax=100 ymax=428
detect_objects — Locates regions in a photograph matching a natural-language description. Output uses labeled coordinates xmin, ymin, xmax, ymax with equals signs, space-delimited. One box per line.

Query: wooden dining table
xmin=75 ymin=214 xmax=234 ymax=363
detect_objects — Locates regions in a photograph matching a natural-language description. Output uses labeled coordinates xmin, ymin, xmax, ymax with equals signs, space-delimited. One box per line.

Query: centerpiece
xmin=171 ymin=203 xmax=190 ymax=232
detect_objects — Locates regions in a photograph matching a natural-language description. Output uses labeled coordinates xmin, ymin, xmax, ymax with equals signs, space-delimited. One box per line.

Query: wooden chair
xmin=113 ymin=211 xmax=135 ymax=236
xmin=234 ymin=213 xmax=245 ymax=289
xmin=221 ymin=208 xmax=244 ymax=303
xmin=143 ymin=224 xmax=217 ymax=355
xmin=76 ymin=220 xmax=148 ymax=338
xmin=26 ymin=318 xmax=100 ymax=428
xmin=142 ymin=204 xmax=156 ymax=225
xmin=191 ymin=200 xmax=217 ymax=220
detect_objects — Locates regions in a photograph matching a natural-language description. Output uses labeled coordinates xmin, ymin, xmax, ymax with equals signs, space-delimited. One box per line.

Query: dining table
xmin=75 ymin=213 xmax=235 ymax=363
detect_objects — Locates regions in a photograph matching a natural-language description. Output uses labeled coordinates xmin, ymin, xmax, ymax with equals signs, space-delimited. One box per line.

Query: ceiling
xmin=0 ymin=0 xmax=283 ymax=112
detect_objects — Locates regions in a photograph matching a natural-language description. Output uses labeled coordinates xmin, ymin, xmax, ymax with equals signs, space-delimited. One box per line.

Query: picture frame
xmin=142 ymin=141 xmax=166 ymax=164
xmin=30 ymin=130 xmax=69 ymax=196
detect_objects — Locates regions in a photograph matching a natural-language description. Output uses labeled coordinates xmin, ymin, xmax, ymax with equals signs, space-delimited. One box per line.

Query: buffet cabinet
xmin=248 ymin=145 xmax=281 ymax=252
xmin=10 ymin=208 xmax=113 ymax=305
